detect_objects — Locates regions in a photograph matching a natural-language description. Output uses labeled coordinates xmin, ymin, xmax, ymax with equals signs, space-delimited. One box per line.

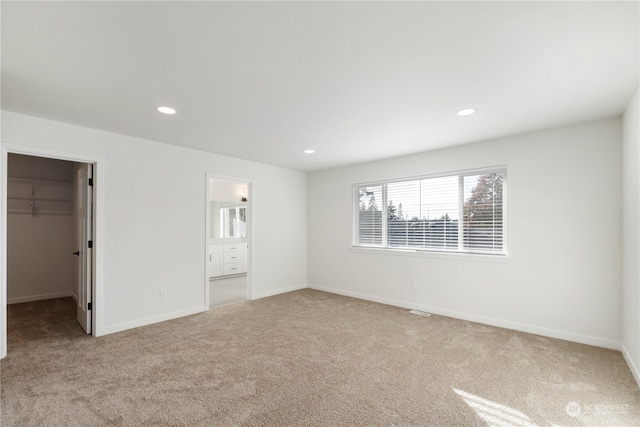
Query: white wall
xmin=209 ymin=179 xmax=247 ymax=202
xmin=7 ymin=154 xmax=75 ymax=303
xmin=622 ymin=87 xmax=640 ymax=385
xmin=308 ymin=117 xmax=622 ymax=349
xmin=210 ymin=202 xmax=222 ymax=239
xmin=1 ymin=111 xmax=307 ymax=341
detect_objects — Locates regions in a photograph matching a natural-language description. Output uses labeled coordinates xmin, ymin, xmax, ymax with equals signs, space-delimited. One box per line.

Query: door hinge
xmin=88 ymin=178 xmax=93 ymax=186
xmin=88 ymin=302 xmax=92 ymax=311
xmin=88 ymin=240 xmax=93 ymax=249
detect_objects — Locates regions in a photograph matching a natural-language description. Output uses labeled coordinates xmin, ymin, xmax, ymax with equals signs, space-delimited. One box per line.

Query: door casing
xmin=0 ymin=144 xmax=104 ymax=358
xmin=205 ymin=173 xmax=254 ymax=307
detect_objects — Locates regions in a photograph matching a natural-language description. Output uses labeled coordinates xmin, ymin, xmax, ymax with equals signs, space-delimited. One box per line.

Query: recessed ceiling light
xmin=457 ymin=108 xmax=476 ymax=116
xmin=156 ymin=106 xmax=177 ymax=115
xmin=303 ymin=149 xmax=315 ymax=154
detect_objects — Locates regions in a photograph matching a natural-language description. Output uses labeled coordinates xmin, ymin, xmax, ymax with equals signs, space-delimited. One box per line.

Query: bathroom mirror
xmin=220 ymin=202 xmax=247 ymax=238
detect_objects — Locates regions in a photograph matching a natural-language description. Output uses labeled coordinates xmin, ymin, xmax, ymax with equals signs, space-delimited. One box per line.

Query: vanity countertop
xmin=210 ymin=238 xmax=247 ymax=245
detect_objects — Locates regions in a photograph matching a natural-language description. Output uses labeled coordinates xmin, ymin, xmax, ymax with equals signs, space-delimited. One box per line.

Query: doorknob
xmin=73 ymin=251 xmax=80 ymax=256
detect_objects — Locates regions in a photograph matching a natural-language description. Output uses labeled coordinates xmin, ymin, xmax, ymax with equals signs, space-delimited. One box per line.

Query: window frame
xmin=352 ymin=166 xmax=507 ymax=257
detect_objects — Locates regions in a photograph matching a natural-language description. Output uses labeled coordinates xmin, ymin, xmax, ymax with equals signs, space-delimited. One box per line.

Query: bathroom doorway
xmin=206 ymin=175 xmax=252 ymax=307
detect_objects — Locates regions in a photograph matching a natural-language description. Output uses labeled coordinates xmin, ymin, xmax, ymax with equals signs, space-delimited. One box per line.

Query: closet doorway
xmin=2 ymin=150 xmax=98 ymax=358
xmin=206 ymin=175 xmax=252 ymax=307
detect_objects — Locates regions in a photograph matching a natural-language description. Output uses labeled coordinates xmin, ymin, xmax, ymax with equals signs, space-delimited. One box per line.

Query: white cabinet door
xmin=209 ymin=245 xmax=224 ymax=277
xmin=211 ymin=254 xmax=224 ymax=277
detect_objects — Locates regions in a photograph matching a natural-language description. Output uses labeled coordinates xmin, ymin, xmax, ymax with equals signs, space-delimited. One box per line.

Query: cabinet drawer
xmin=224 ymin=252 xmax=244 ymax=263
xmin=224 ymin=243 xmax=246 ymax=253
xmin=223 ymin=262 xmax=244 ymax=275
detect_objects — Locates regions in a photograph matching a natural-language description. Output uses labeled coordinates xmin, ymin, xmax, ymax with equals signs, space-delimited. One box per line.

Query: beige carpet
xmin=1 ymin=289 xmax=639 ymax=426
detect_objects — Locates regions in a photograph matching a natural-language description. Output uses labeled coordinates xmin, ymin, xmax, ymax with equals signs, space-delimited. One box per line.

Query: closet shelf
xmin=8 ymin=199 xmax=73 ymax=216
xmin=8 ymin=176 xmax=72 ymax=185
xmin=7 ymin=176 xmax=73 ymax=216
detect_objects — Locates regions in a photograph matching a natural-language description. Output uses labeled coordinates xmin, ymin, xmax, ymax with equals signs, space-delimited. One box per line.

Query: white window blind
xmin=352 ymin=167 xmax=506 ymax=255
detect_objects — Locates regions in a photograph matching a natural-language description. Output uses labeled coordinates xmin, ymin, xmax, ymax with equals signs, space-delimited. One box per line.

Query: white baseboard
xmin=251 ymin=283 xmax=307 ymax=300
xmin=308 ymin=284 xmax=621 ymax=351
xmin=621 ymin=343 xmax=640 ymax=388
xmin=98 ymin=305 xmax=208 ymax=337
xmin=8 ymin=291 xmax=72 ymax=305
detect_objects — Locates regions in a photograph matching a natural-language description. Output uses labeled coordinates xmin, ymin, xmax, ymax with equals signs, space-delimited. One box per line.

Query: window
xmin=221 ymin=205 xmax=247 ymax=238
xmin=352 ymin=167 xmax=506 ymax=255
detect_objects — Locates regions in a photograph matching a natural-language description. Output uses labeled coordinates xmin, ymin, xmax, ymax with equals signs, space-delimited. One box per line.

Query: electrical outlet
xmin=411 ymin=281 xmax=417 ymax=290
xmin=160 ymin=288 xmax=167 ymax=299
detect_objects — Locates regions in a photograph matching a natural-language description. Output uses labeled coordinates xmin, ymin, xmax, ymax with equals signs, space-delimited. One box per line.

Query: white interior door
xmin=76 ymin=164 xmax=93 ymax=334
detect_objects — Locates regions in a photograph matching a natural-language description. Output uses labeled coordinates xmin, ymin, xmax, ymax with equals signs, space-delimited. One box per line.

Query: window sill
xmin=349 ymin=246 xmax=510 ymax=263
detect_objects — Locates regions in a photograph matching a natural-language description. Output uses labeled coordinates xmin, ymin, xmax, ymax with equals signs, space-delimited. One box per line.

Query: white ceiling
xmin=2 ymin=1 xmax=638 ymax=172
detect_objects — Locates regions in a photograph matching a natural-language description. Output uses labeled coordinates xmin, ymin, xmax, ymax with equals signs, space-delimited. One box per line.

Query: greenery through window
xmin=352 ymin=168 xmax=506 ymax=255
